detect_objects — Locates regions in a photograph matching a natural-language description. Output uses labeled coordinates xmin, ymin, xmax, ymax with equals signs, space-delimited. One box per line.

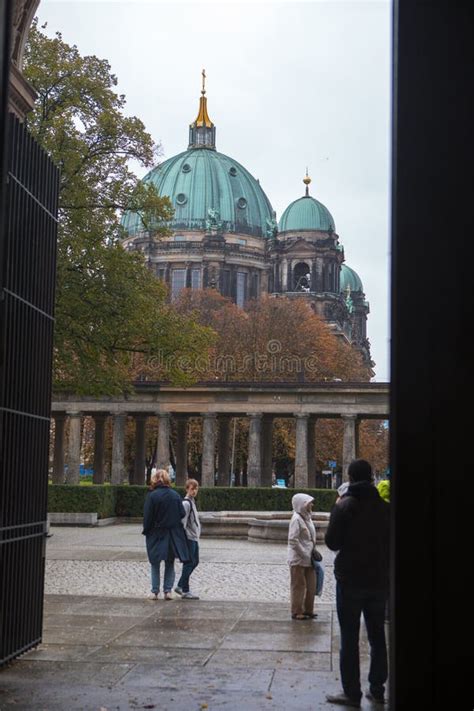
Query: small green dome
xmin=279 ymin=195 xmax=335 ymax=232
xmin=340 ymin=264 xmax=364 ymax=293
xmin=122 ymin=148 xmax=274 ymax=239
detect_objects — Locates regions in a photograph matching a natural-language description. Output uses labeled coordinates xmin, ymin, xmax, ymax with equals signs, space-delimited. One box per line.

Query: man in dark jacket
xmin=325 ymin=459 xmax=390 ymax=708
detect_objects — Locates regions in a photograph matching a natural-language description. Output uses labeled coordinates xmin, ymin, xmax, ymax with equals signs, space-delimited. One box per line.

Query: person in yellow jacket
xmin=377 ymin=470 xmax=390 ymax=502
xmin=376 ymin=469 xmax=391 ymax=627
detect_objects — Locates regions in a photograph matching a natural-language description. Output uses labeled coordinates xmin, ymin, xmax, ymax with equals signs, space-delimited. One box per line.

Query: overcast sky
xmin=36 ymin=0 xmax=392 ymax=381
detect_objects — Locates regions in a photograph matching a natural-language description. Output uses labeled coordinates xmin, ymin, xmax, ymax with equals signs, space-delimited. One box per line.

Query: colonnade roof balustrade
xmin=51 ymin=381 xmax=389 ymax=419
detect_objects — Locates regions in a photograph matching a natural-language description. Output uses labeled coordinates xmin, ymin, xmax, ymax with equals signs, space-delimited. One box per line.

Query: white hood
xmin=291 ymin=493 xmax=314 ymax=515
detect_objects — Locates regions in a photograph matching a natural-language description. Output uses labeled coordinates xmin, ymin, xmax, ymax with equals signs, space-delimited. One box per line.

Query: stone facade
xmin=7 ymin=0 xmax=39 ymax=120
xmin=123 ymin=216 xmax=371 ymax=366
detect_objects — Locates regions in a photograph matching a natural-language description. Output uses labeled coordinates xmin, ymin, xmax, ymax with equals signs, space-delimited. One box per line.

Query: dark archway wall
xmin=391 ymin=1 xmax=471 ymax=707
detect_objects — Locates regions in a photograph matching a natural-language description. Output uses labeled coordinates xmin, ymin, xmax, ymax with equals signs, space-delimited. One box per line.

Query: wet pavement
xmin=0 ymin=526 xmax=389 ymax=710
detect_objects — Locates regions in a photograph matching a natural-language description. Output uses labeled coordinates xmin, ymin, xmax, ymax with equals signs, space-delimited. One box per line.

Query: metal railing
xmin=0 ymin=113 xmax=59 ymax=666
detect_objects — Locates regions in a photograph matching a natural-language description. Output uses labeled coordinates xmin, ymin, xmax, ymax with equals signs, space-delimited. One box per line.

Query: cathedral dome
xmin=340 ymin=264 xmax=364 ymax=293
xmin=121 ymin=148 xmax=274 ymax=239
xmin=279 ymin=194 xmax=336 ymax=233
xmin=122 ymin=74 xmax=274 ymax=239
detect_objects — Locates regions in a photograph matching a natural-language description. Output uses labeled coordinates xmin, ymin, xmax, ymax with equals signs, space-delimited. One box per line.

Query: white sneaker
xmin=181 ymin=592 xmax=200 ymax=600
xmin=147 ymin=592 xmax=159 ymax=600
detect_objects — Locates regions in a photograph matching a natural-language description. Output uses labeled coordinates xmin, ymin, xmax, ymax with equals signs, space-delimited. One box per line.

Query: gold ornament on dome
xmin=303 ymin=167 xmax=312 ymax=195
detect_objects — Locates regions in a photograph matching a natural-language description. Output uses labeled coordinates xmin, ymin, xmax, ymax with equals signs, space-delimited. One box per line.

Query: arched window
xmin=293 ymin=262 xmax=311 ymax=292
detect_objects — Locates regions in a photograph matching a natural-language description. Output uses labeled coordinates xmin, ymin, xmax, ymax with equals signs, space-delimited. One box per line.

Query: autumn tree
xmin=173 ymin=290 xmax=370 ymax=383
xmin=358 ymin=420 xmax=389 ymax=476
xmin=23 ymin=22 xmax=213 ymax=394
xmin=171 ymin=289 xmax=374 ymax=480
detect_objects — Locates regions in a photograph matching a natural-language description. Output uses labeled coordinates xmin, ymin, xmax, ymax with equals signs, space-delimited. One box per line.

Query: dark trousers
xmin=177 ymin=539 xmax=199 ymax=593
xmin=336 ymin=581 xmax=388 ymax=701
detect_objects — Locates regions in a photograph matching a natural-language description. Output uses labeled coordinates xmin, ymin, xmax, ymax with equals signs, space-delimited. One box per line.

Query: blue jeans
xmin=336 ymin=581 xmax=388 ymax=701
xmin=150 ymin=559 xmax=176 ymax=594
xmin=177 ymin=540 xmax=199 ymax=593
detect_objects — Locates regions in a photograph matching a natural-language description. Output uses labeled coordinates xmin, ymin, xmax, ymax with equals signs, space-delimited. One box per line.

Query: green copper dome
xmin=279 ymin=195 xmax=336 ymax=233
xmin=122 ymin=148 xmax=274 ymax=239
xmin=340 ymin=264 xmax=364 ymax=293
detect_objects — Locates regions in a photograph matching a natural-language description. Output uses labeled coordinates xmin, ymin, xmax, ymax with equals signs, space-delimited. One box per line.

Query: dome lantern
xmin=188 ymin=69 xmax=216 ymax=150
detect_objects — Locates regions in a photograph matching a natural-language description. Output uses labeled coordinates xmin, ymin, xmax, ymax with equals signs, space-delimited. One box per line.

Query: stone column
xmin=156 ymin=413 xmax=170 ymax=470
xmin=201 ymin=413 xmax=217 ymax=487
xmin=272 ymin=260 xmax=279 ymax=293
xmin=307 ymin=416 xmax=317 ymax=488
xmin=216 ymin=416 xmax=231 ymax=486
xmin=287 ymin=261 xmax=293 ymax=291
xmin=342 ymin=414 xmax=358 ymax=481
xmin=294 ymin=414 xmax=309 ymax=489
xmin=66 ymin=411 xmax=81 ymax=484
xmin=175 ymin=416 xmax=188 ymax=486
xmin=111 ymin=413 xmax=127 ymax=484
xmin=247 ymin=413 xmax=262 ymax=487
xmin=282 ymin=258 xmax=288 ymax=292
xmin=311 ymin=261 xmax=318 ymax=294
xmin=52 ymin=413 xmax=66 ymax=484
xmin=316 ymin=257 xmax=324 ymax=292
xmin=304 ymin=259 xmax=312 ymax=291
xmin=92 ymin=414 xmax=107 ymax=485
xmin=261 ymin=416 xmax=273 ymax=487
xmin=133 ymin=414 xmax=147 ymax=486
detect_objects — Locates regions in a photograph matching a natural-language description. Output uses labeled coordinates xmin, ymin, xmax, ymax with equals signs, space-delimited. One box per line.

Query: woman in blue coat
xmin=142 ymin=469 xmax=190 ymax=600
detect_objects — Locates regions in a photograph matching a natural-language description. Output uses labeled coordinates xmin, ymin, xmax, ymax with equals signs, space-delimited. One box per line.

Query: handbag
xmin=313 ymin=559 xmax=325 ymax=596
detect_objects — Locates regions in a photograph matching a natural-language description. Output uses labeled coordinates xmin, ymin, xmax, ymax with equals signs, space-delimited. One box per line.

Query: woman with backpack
xmin=175 ymin=478 xmax=201 ymax=600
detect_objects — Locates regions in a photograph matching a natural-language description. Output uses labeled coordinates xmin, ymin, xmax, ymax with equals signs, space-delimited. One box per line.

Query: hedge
xmin=48 ymin=485 xmax=338 ymax=519
xmin=48 ymin=485 xmax=117 ymax=519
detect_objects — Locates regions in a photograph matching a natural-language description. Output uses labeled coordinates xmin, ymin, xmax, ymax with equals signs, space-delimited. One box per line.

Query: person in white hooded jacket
xmin=287 ymin=493 xmax=317 ymax=620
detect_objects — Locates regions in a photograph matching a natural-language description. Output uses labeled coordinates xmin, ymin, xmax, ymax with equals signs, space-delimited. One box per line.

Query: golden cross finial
xmin=201 ymin=68 xmax=206 ymax=95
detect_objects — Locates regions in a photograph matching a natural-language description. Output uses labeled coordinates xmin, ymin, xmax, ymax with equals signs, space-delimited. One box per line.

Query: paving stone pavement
xmin=0 ymin=526 xmax=390 ymax=710
xmin=44 ymin=524 xmax=337 ymax=603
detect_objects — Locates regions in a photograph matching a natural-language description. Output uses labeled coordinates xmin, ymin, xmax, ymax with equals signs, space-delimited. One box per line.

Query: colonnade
xmin=51 ymin=411 xmax=361 ymax=488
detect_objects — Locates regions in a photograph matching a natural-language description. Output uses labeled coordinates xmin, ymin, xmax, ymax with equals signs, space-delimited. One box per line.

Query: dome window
xmin=293 ymin=262 xmax=312 ymax=292
xmin=176 ymin=193 xmax=188 ymax=205
xmin=229 ymin=166 xmax=238 ymax=176
xmin=237 ymin=197 xmax=247 ymax=209
xmin=182 ymin=163 xmax=192 ymax=173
